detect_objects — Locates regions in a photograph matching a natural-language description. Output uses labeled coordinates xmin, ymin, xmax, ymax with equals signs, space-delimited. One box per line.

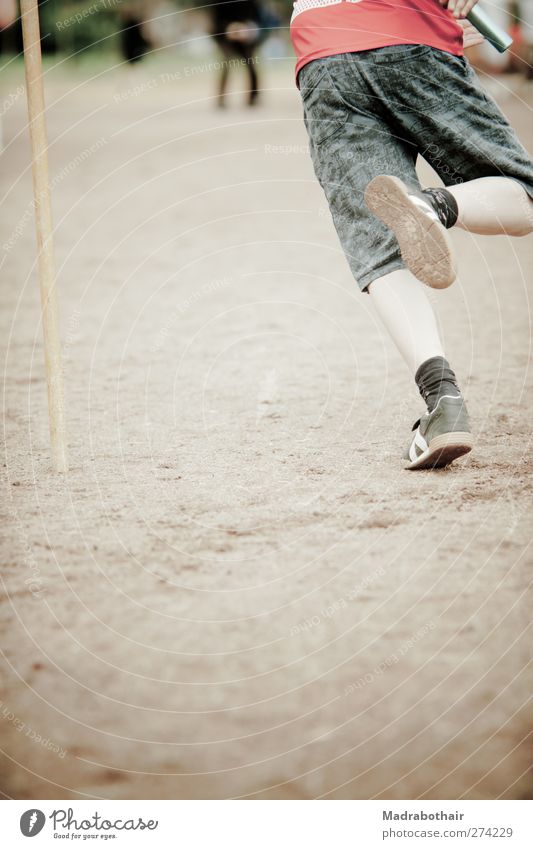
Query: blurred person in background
xmin=120 ymin=1 xmax=151 ymax=65
xmin=210 ymin=0 xmax=263 ymax=107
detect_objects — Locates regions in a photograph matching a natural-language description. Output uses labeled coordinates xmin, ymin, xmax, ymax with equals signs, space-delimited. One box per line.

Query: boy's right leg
xmin=449 ymin=176 xmax=533 ymax=235
xmin=365 ymin=174 xmax=533 ymax=289
xmin=364 ymin=43 xmax=533 ymax=286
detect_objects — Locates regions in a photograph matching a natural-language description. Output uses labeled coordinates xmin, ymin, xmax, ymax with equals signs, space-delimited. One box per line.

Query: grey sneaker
xmin=404 ymin=395 xmax=473 ymax=470
xmin=365 ymin=175 xmax=457 ymax=289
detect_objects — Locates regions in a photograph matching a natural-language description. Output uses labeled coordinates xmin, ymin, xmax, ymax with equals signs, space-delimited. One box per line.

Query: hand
xmin=458 ymin=18 xmax=485 ymax=48
xmin=439 ymin=0 xmax=479 ymax=19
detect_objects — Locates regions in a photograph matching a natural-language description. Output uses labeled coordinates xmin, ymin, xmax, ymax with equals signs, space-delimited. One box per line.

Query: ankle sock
xmin=415 ymin=356 xmax=461 ymax=412
xmin=422 ymin=188 xmax=459 ymax=229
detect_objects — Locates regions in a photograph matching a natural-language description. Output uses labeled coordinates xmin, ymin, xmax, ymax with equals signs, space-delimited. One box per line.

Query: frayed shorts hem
xmin=358 ymin=258 xmax=407 ymax=293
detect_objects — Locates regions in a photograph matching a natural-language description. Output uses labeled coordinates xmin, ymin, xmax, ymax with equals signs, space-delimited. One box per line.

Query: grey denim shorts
xmin=299 ymin=45 xmax=533 ymax=291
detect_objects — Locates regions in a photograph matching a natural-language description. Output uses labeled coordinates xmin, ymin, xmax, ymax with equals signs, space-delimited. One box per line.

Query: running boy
xmin=290 ymin=0 xmax=533 ymax=469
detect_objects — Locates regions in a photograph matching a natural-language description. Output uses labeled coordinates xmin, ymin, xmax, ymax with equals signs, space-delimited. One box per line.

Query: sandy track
xmin=1 ymin=59 xmax=532 ymax=799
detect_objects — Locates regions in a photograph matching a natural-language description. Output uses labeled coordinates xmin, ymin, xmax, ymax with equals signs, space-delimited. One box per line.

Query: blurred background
xmin=1 ymin=1 xmax=533 ymax=82
xmin=0 ymin=0 xmax=291 ymax=81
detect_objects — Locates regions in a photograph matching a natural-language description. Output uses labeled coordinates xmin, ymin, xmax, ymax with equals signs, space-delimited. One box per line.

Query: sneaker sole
xmin=405 ymin=431 xmax=473 ymax=471
xmin=365 ymin=176 xmax=457 ymax=289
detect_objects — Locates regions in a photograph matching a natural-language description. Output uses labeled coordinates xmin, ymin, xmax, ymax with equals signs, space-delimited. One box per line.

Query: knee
xmin=514 ymin=215 xmax=533 ymax=237
xmin=515 ymin=190 xmax=533 ymax=235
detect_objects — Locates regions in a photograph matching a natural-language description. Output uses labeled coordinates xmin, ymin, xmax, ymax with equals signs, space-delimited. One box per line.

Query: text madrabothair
xmin=383 ymin=810 xmax=465 ymax=821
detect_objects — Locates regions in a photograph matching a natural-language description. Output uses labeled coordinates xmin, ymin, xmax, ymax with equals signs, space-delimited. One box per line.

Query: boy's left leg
xmin=368 ymin=269 xmax=473 ymax=469
xmin=366 ymin=268 xmax=445 ymax=373
xmin=241 ymin=45 xmax=259 ymax=106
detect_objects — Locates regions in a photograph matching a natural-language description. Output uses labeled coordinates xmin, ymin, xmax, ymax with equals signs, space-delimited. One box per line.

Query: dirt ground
xmin=1 ymin=54 xmax=532 ymax=801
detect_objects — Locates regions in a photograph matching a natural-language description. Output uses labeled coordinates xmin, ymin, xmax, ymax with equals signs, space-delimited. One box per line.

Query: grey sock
xmin=422 ymin=188 xmax=459 ymax=229
xmin=415 ymin=356 xmax=461 ymax=412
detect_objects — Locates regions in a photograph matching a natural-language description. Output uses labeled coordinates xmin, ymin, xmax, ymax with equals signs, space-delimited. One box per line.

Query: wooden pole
xmin=20 ymin=0 xmax=68 ymax=472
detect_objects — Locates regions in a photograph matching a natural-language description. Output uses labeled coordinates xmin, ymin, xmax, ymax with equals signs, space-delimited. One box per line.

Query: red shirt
xmin=290 ymin=0 xmax=463 ymax=81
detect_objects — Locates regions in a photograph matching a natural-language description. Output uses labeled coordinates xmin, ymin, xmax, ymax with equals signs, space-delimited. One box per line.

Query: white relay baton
xmin=467 ymin=6 xmax=513 ymax=52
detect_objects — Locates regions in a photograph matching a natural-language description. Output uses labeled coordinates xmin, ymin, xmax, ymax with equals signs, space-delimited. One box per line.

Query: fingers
xmin=446 ymin=0 xmax=479 ymax=19
xmin=459 ymin=20 xmax=485 ymax=48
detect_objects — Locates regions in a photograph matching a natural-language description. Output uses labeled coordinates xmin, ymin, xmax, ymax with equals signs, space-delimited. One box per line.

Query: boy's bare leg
xmin=448 ymin=177 xmax=533 ymax=235
xmin=368 ymin=269 xmax=445 ymax=374
xmin=368 ymin=268 xmax=472 ymax=469
xmin=365 ymin=175 xmax=533 ymax=289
